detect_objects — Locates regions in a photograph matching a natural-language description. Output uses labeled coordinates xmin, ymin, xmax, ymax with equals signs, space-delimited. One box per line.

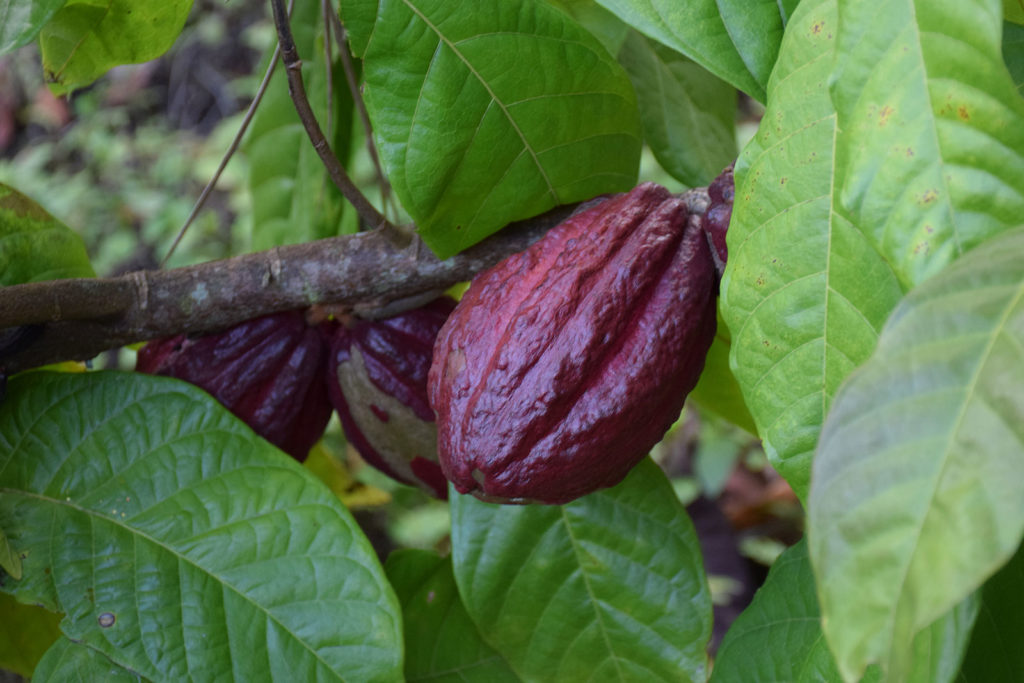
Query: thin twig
xmin=329 ymin=11 xmax=395 ymax=219
xmin=161 ymin=2 xmax=295 ymax=268
xmin=270 ymin=0 xmax=392 ymax=231
xmin=322 ymin=0 xmax=334 ymax=141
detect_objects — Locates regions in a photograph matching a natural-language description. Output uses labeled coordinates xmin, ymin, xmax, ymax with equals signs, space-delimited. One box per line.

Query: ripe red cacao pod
xmin=136 ymin=311 xmax=331 ymax=461
xmin=325 ymin=297 xmax=456 ymax=499
xmin=429 ymin=182 xmax=718 ymax=504
xmin=702 ymin=163 xmax=734 ymax=278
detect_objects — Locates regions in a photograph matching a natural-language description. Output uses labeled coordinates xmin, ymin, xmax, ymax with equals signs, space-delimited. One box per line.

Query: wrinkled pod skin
xmin=429 ymin=182 xmax=719 ymax=505
xmin=325 ymin=297 xmax=456 ymax=499
xmin=136 ymin=311 xmax=332 ymax=461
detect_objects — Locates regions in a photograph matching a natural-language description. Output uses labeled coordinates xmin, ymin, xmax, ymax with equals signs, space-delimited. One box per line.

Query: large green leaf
xmin=808 ymin=227 xmax=1024 ymax=681
xmin=722 ymin=0 xmax=1024 ymax=502
xmin=617 ymin=30 xmax=736 ymax=187
xmin=385 ymin=549 xmax=519 ymax=682
xmin=246 ymin=0 xmax=358 ymax=249
xmin=689 ymin=310 xmax=757 ymax=435
xmin=0 ymin=183 xmax=94 ymax=285
xmin=0 ymin=0 xmax=66 ymax=55
xmin=450 ymin=458 xmax=711 ymax=682
xmin=830 ymin=0 xmax=1024 ymax=289
xmin=713 ymin=541 xmax=978 ymax=683
xmin=344 ymin=0 xmax=641 ymax=259
xmin=32 ymin=637 xmax=145 ymax=682
xmin=721 ymin=0 xmax=887 ymax=501
xmin=957 ymin=541 xmax=1024 ymax=681
xmin=0 ymin=371 xmax=403 ymax=682
xmin=0 ymin=592 xmax=62 ymax=677
xmin=592 ymin=0 xmax=789 ymax=101
xmin=39 ymin=0 xmax=193 ymax=95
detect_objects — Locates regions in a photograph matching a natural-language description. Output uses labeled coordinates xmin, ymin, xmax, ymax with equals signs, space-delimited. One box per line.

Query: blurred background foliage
xmin=0 ymin=0 xmax=796 ymax=667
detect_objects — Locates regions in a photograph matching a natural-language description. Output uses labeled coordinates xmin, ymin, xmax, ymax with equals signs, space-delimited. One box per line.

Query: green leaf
xmin=385 ymin=549 xmax=520 ymax=682
xmin=0 ymin=0 xmax=66 ymax=55
xmin=0 ymin=592 xmax=62 ymax=677
xmin=592 ymin=0 xmax=787 ymax=101
xmin=711 ymin=541 xmax=847 ymax=682
xmin=450 ymin=458 xmax=711 ymax=682
xmin=808 ymin=227 xmax=1024 ymax=681
xmin=246 ymin=1 xmax=358 ymax=249
xmin=0 ymin=371 xmax=403 ymax=681
xmin=1003 ymin=21 xmax=1024 ymax=93
xmin=0 ymin=183 xmax=94 ymax=285
xmin=831 ymin=0 xmax=1024 ymax=289
xmin=712 ymin=541 xmax=977 ymax=683
xmin=617 ymin=30 xmax=736 ymax=187
xmin=957 ymin=541 xmax=1024 ymax=681
xmin=722 ymin=0 xmax=884 ymax=501
xmin=39 ymin=0 xmax=193 ymax=95
xmin=1005 ymin=0 xmax=1024 ymax=24
xmin=0 ymin=524 xmax=21 ymax=579
xmin=349 ymin=0 xmax=641 ymax=259
xmin=689 ymin=310 xmax=757 ymax=435
xmin=32 ymin=637 xmax=145 ymax=682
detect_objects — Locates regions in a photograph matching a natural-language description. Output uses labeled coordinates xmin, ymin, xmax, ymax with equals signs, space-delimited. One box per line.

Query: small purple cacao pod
xmin=326 ymin=298 xmax=456 ymax=499
xmin=136 ymin=311 xmax=331 ymax=461
xmin=429 ymin=182 xmax=718 ymax=504
xmin=703 ymin=163 xmax=734 ymax=278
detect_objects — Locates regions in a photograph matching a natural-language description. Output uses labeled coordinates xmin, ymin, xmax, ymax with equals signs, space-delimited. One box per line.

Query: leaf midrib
xmin=400 ymin=0 xmax=557 ymax=203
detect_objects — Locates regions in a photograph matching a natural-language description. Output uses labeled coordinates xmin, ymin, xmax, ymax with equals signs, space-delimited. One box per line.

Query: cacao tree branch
xmin=0 ymin=189 xmax=708 ymax=376
xmin=269 ymin=0 xmax=392 ymax=231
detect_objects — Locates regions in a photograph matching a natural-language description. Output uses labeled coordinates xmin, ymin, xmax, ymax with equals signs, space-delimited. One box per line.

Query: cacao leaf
xmin=721 ymin=0 xmax=869 ymax=501
xmin=450 ymin=458 xmax=711 ymax=682
xmin=342 ymin=0 xmax=641 ymax=259
xmin=246 ymin=0 xmax=359 ymax=249
xmin=1005 ymin=0 xmax=1024 ymax=24
xmin=0 ymin=372 xmax=402 ymax=681
xmin=617 ymin=31 xmax=737 ymax=187
xmin=957 ymin=541 xmax=1024 ymax=681
xmin=722 ymin=0 xmax=1024 ymax=502
xmin=808 ymin=227 xmax=1024 ymax=681
xmin=0 ymin=183 xmax=94 ymax=286
xmin=712 ymin=541 xmax=978 ymax=683
xmin=32 ymin=637 xmax=145 ymax=682
xmin=38 ymin=0 xmax=193 ymax=95
xmin=592 ymin=0 xmax=789 ymax=101
xmin=689 ymin=311 xmax=757 ymax=435
xmin=385 ymin=549 xmax=520 ymax=682
xmin=0 ymin=592 xmax=62 ymax=677
xmin=0 ymin=0 xmax=66 ymax=54
xmin=1004 ymin=20 xmax=1024 ymax=93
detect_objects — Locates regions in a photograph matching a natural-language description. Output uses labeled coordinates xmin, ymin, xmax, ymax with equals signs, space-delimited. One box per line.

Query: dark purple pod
xmin=136 ymin=311 xmax=332 ymax=461
xmin=703 ymin=163 xmax=734 ymax=278
xmin=326 ymin=298 xmax=456 ymax=499
xmin=429 ymin=182 xmax=718 ymax=505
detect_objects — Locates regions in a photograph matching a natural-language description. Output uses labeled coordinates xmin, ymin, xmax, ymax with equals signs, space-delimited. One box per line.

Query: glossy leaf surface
xmin=38 ymin=0 xmax=193 ymax=95
xmin=809 ymin=228 xmax=1024 ymax=681
xmin=450 ymin=458 xmax=711 ymax=682
xmin=386 ymin=549 xmax=519 ymax=682
xmin=345 ymin=0 xmax=641 ymax=258
xmin=0 ymin=372 xmax=402 ymax=682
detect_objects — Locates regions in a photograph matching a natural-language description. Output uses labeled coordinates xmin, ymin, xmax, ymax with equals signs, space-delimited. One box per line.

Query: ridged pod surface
xmin=429 ymin=182 xmax=718 ymax=504
xmin=703 ymin=163 xmax=734 ymax=278
xmin=136 ymin=311 xmax=332 ymax=461
xmin=326 ymin=298 xmax=456 ymax=498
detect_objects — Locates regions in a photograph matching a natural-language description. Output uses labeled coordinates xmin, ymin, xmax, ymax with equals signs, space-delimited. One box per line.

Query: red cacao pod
xmin=703 ymin=163 xmax=734 ymax=278
xmin=326 ymin=297 xmax=456 ymax=499
xmin=136 ymin=311 xmax=331 ymax=461
xmin=429 ymin=182 xmax=718 ymax=504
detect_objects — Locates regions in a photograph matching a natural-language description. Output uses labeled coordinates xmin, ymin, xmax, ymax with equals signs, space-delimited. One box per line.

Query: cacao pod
xmin=429 ymin=182 xmax=718 ymax=504
xmin=326 ymin=297 xmax=456 ymax=499
xmin=136 ymin=311 xmax=332 ymax=461
xmin=702 ymin=163 xmax=734 ymax=278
